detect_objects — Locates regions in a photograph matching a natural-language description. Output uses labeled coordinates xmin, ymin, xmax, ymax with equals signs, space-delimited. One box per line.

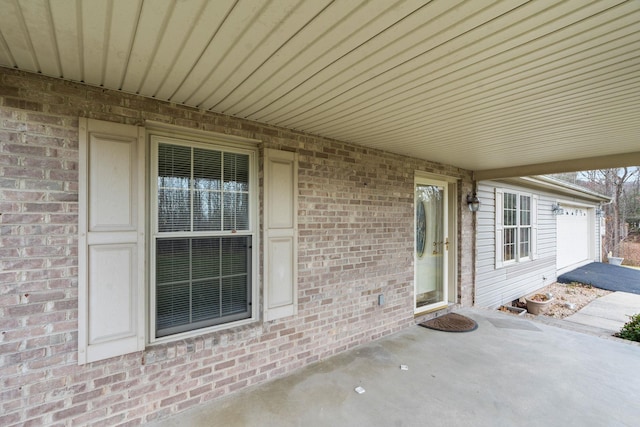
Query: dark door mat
xmin=419 ymin=313 xmax=478 ymax=333
xmin=558 ymin=262 xmax=640 ymax=294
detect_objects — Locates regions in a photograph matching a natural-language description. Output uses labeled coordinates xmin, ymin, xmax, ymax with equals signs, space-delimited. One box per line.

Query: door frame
xmin=414 ymin=173 xmax=457 ymax=314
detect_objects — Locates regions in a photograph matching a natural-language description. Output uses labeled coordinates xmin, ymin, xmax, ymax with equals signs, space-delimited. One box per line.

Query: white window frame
xmin=496 ymin=188 xmax=537 ymax=268
xmin=148 ymin=133 xmax=259 ymax=344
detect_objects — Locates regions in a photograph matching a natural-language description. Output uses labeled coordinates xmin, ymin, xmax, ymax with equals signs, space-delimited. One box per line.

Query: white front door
xmin=415 ymin=178 xmax=448 ymax=313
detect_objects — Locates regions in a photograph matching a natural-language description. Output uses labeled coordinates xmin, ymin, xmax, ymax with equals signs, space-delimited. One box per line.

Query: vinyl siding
xmin=475 ymin=180 xmax=600 ymax=308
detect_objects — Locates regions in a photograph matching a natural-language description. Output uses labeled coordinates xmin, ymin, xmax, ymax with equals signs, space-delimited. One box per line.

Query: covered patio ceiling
xmin=1 ymin=0 xmax=639 ymax=179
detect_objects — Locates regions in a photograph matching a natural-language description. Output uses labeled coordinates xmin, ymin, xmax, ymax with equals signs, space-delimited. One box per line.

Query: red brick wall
xmin=0 ymin=68 xmax=473 ymax=426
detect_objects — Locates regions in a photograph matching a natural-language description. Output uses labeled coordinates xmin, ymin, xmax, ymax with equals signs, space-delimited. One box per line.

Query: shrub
xmin=616 ymin=313 xmax=640 ymax=342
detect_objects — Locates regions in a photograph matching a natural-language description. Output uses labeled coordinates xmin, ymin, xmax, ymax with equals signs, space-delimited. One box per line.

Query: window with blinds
xmin=153 ymin=140 xmax=253 ymax=338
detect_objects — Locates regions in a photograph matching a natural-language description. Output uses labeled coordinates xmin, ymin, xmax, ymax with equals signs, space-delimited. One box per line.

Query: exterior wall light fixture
xmin=467 ymin=193 xmax=480 ymax=212
xmin=552 ymin=202 xmax=564 ymax=215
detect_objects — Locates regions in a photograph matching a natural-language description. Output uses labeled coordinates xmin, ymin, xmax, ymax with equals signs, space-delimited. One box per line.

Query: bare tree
xmin=580 ymin=168 xmax=639 ymax=258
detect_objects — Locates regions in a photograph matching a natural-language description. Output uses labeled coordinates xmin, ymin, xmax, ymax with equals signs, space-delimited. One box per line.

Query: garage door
xmin=556 ymin=205 xmax=590 ymax=271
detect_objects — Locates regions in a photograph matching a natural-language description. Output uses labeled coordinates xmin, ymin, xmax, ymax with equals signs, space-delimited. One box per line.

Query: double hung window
xmin=79 ymin=119 xmax=297 ymax=364
xmin=502 ymin=192 xmax=532 ymax=263
xmin=152 ymin=138 xmax=255 ymax=338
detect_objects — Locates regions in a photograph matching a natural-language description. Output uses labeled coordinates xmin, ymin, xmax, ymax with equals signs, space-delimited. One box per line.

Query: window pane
xmin=223 ymin=193 xmax=249 ymax=231
xmin=156 ymin=239 xmax=190 ymax=284
xmin=192 ymin=238 xmax=221 ymax=279
xmin=504 ymin=193 xmax=517 ymax=226
xmin=158 ymin=144 xmax=192 ymax=232
xmin=222 ymin=276 xmax=248 ymax=316
xmin=193 ymin=148 xmax=222 ymax=231
xmin=158 ymin=188 xmax=191 ymax=232
xmin=223 ymin=153 xmax=249 ymax=192
xmin=194 ymin=148 xmax=221 ymax=191
xmin=194 ymin=191 xmax=221 ymax=231
xmin=192 ymin=280 xmax=220 ymax=322
xmin=520 ymin=228 xmax=530 ymax=258
xmin=156 ymin=236 xmax=251 ymax=337
xmin=221 ymin=237 xmax=249 ymax=276
xmin=158 ymin=144 xmax=190 ymax=179
xmin=520 ymin=195 xmax=531 ymax=226
xmin=157 ymin=283 xmax=190 ymax=331
xmin=503 ymin=228 xmax=515 ymax=261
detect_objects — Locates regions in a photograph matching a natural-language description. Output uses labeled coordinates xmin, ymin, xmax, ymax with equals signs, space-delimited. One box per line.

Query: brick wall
xmin=0 ymin=68 xmax=474 ymax=426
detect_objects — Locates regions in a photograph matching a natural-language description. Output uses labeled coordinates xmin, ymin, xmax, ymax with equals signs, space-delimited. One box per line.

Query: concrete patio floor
xmin=152 ymin=308 xmax=640 ymax=427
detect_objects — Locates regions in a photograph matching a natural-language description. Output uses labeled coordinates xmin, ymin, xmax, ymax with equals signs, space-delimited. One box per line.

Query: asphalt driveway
xmin=558 ymin=262 xmax=640 ymax=294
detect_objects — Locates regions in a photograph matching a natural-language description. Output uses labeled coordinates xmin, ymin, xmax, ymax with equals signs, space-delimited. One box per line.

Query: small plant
xmin=615 ymin=313 xmax=640 ymax=342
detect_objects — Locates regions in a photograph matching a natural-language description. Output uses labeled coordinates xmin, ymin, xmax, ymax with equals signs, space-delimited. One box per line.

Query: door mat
xmin=419 ymin=313 xmax=478 ymax=333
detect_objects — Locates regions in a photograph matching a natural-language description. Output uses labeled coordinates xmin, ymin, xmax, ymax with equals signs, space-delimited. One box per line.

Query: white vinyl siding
xmin=477 ymin=183 xmax=553 ymax=308
xmin=477 ymin=179 xmax=603 ymax=308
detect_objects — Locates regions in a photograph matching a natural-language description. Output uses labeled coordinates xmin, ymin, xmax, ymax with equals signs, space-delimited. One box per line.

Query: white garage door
xmin=556 ymin=205 xmax=590 ymax=271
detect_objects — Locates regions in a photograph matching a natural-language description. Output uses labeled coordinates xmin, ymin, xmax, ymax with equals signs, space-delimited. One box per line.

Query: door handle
xmin=433 ymin=240 xmax=446 ymax=255
xmin=445 ymin=238 xmax=449 ymax=251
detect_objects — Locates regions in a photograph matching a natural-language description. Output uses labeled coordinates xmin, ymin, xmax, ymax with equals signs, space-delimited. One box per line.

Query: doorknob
xmin=445 ymin=238 xmax=449 ymax=251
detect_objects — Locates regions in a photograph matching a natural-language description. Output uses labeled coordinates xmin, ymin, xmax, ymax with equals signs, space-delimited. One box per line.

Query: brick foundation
xmin=0 ymin=68 xmax=474 ymax=426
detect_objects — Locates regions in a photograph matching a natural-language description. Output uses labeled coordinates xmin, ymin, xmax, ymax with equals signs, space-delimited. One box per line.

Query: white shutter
xmin=531 ymin=195 xmax=538 ymax=260
xmin=495 ymin=188 xmax=504 ymax=269
xmin=78 ymin=118 xmax=145 ymax=364
xmin=263 ymin=149 xmax=298 ymax=321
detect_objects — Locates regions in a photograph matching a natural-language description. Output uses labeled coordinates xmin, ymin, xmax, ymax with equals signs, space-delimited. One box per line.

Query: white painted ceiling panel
xmin=0 ymin=0 xmax=38 ymax=72
xmin=253 ymin=0 xmax=533 ymax=124
xmin=49 ymin=0 xmax=82 ymax=82
xmin=103 ymin=0 xmax=141 ymax=90
xmin=220 ymin=0 xmax=439 ymax=117
xmin=198 ymin=0 xmax=332 ymax=111
xmin=276 ymin=0 xmax=625 ymax=130
xmin=16 ymin=0 xmax=60 ymax=77
xmin=331 ymin=44 xmax=640 ymax=145
xmin=137 ymin=0 xmax=205 ymax=96
xmin=120 ymin=0 xmax=175 ymax=94
xmin=0 ymin=38 xmax=11 ymax=68
xmin=82 ymin=0 xmax=110 ymax=87
xmin=321 ymin=6 xmax=634 ymax=132
xmin=170 ymin=0 xmax=273 ymax=104
xmin=0 ymin=0 xmax=638 ymax=176
xmin=152 ymin=0 xmax=234 ymax=100
xmin=194 ymin=0 xmax=313 ymax=109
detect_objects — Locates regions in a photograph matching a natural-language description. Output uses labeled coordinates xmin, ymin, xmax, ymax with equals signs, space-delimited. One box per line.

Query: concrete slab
xmin=565 ymin=292 xmax=640 ymax=333
xmin=564 ymin=312 xmax=629 ymax=331
xmin=151 ymin=308 xmax=640 ymax=427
